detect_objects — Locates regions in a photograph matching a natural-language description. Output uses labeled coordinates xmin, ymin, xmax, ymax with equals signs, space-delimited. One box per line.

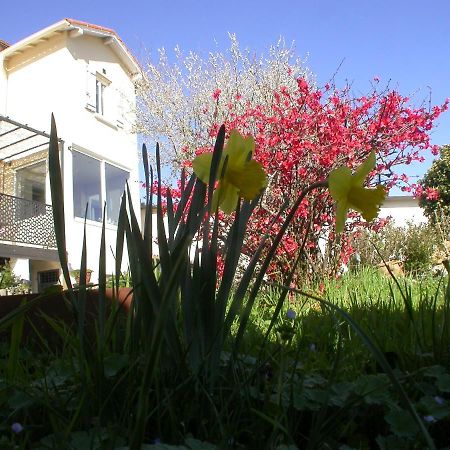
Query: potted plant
xmin=70 ymin=268 xmax=94 ymax=285
xmin=0 ymin=264 xmax=22 ymax=296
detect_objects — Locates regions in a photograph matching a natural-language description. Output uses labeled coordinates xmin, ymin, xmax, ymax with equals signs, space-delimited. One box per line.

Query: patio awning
xmin=0 ymin=115 xmax=63 ymax=162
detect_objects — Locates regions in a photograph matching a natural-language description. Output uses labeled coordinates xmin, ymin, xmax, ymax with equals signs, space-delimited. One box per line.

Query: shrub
xmin=0 ymin=264 xmax=22 ymax=292
xmin=419 ymin=146 xmax=450 ymax=220
xmin=352 ymin=222 xmax=439 ymax=276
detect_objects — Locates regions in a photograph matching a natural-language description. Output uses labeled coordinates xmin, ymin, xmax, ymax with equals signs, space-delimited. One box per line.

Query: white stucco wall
xmin=0 ymin=54 xmax=7 ymax=116
xmin=379 ymin=195 xmax=427 ymax=227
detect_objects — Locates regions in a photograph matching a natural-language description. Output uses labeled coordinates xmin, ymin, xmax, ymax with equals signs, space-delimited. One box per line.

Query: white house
xmin=379 ymin=195 xmax=427 ymax=227
xmin=0 ymin=19 xmax=141 ymax=292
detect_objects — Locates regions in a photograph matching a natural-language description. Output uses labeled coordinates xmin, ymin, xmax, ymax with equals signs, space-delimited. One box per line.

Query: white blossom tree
xmin=134 ymin=34 xmax=312 ymax=169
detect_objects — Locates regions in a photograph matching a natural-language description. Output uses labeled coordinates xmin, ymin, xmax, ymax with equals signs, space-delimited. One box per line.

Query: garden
xmin=1 ymin=48 xmax=450 ymax=449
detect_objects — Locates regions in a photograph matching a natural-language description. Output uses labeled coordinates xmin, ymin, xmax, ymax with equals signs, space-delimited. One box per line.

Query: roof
xmin=65 ymin=19 xmax=117 ymax=35
xmin=1 ymin=19 xmax=141 ymax=78
xmin=0 ymin=39 xmax=9 ymax=51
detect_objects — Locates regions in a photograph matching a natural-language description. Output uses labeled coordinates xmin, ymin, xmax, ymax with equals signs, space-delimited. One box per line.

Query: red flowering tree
xmin=182 ymin=80 xmax=447 ymax=280
xmin=138 ymin=40 xmax=447 ymax=280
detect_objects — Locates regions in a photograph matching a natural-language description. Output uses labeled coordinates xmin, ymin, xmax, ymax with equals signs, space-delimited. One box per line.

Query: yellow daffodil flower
xmin=192 ymin=130 xmax=267 ymax=214
xmin=328 ymin=151 xmax=386 ymax=233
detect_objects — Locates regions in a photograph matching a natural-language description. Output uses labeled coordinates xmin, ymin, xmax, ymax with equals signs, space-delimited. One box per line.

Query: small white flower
xmin=423 ymin=415 xmax=437 ymax=423
xmin=434 ymin=396 xmax=445 ymax=405
xmin=286 ymin=309 xmax=296 ymax=320
xmin=11 ymin=422 xmax=23 ymax=434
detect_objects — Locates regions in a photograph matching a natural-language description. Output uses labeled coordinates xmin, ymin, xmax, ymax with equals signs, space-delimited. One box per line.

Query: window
xmin=86 ymin=68 xmax=124 ymax=127
xmin=15 ymin=161 xmax=47 ymax=219
xmin=86 ymin=69 xmax=111 ymax=117
xmin=96 ymin=79 xmax=106 ymax=115
xmin=38 ymin=269 xmax=60 ymax=293
xmin=73 ymin=152 xmax=102 ymax=222
xmin=105 ymin=163 xmax=129 ymax=224
xmin=16 ymin=161 xmax=46 ymax=203
xmin=72 ymin=150 xmax=129 ymax=224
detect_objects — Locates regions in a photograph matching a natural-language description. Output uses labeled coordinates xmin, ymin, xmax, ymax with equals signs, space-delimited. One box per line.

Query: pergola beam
xmin=0 ymin=115 xmax=63 ymax=161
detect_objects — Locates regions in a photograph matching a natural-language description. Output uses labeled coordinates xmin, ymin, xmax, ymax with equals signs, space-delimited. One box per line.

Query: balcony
xmin=0 ymin=115 xmax=63 ymax=256
xmin=0 ymin=193 xmax=56 ymax=248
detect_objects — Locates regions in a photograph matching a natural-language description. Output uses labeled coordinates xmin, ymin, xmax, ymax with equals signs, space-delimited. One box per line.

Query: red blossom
xmin=425 ymin=187 xmax=439 ymax=201
xmin=158 ymin=78 xmax=447 ymax=281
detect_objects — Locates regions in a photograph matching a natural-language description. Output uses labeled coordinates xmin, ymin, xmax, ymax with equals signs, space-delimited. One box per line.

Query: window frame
xmin=71 ymin=147 xmax=130 ymax=227
xmin=104 ymin=162 xmax=130 ymax=225
xmin=72 ymin=150 xmax=103 ymax=223
xmin=95 ymin=79 xmax=105 ymax=115
xmin=94 ymin=72 xmax=111 ymax=117
xmin=15 ymin=159 xmax=47 ymax=203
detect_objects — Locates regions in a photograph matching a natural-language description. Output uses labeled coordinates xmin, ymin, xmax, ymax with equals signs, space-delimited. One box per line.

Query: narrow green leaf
xmin=98 ymin=202 xmax=107 ymax=344
xmin=174 ymin=174 xmax=196 ymax=227
xmin=155 ymin=143 xmax=170 ymax=286
xmin=115 ymin=193 xmax=127 ymax=296
xmin=7 ymin=301 xmax=25 ymax=380
xmin=48 ymin=115 xmax=73 ymax=294
xmin=206 ymin=124 xmax=225 ymax=211
xmin=142 ymin=143 xmax=154 ymax=256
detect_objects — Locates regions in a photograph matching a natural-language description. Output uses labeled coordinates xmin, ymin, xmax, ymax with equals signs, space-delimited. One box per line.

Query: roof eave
xmin=2 ymin=19 xmax=70 ymax=59
xmin=2 ymin=19 xmax=141 ymax=78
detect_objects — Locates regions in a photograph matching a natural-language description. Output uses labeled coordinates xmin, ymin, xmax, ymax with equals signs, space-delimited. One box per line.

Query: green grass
xmin=1 ymin=270 xmax=449 ymax=449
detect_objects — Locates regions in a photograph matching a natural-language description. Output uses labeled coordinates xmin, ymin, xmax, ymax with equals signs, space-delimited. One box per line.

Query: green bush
xmin=352 ymin=222 xmax=439 ymax=276
xmin=419 ymin=145 xmax=450 ymax=220
xmin=0 ymin=264 xmax=21 ymax=291
xmin=106 ymin=270 xmax=133 ymax=288
xmin=403 ymin=224 xmax=435 ymax=275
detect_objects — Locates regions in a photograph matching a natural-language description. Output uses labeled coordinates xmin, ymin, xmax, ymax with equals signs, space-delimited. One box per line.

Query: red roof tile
xmin=65 ymin=18 xmax=116 ymax=35
xmin=0 ymin=39 xmax=10 ymax=51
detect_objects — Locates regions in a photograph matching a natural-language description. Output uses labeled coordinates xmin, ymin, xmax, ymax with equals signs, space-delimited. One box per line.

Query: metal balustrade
xmin=0 ymin=193 xmax=56 ymax=248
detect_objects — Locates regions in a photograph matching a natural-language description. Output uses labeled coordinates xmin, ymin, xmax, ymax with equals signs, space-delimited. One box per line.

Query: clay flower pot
xmin=0 ymin=288 xmax=134 ymax=345
xmin=70 ymin=269 xmax=94 ymax=285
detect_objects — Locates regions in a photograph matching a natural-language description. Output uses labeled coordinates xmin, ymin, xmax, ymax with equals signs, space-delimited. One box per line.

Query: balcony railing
xmin=0 ymin=193 xmax=56 ymax=248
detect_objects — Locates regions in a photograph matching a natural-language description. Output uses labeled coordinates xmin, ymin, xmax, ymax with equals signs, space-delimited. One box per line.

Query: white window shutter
xmin=86 ymin=68 xmax=96 ymax=112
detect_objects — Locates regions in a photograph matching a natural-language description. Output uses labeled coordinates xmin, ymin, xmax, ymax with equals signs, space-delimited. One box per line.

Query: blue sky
xmin=2 ymin=0 xmax=450 ymax=183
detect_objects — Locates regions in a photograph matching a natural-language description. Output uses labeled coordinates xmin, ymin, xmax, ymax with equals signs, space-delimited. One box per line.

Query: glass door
xmin=15 ymin=160 xmax=47 ymax=218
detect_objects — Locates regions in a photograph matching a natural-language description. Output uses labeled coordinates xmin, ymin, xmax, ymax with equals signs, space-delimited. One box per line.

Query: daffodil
xmin=328 ymin=151 xmax=386 ymax=232
xmin=192 ymin=130 xmax=267 ymax=214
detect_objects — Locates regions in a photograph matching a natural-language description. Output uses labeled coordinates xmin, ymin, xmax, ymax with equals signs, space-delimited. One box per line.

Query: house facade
xmin=379 ymin=195 xmax=427 ymax=227
xmin=0 ymin=19 xmax=141 ymax=292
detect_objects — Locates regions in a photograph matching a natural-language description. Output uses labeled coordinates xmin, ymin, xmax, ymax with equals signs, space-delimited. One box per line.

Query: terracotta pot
xmin=73 ymin=270 xmax=93 ymax=285
xmin=0 ymin=288 xmax=134 ymax=346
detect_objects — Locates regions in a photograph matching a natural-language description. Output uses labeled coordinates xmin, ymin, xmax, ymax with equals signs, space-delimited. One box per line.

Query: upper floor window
xmin=96 ymin=79 xmax=106 ymax=115
xmin=86 ymin=66 xmax=126 ymax=129
xmin=86 ymin=69 xmax=111 ymax=116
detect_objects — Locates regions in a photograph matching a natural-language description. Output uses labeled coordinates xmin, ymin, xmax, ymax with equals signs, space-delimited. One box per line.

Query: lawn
xmin=0 ymin=269 xmax=449 ymax=449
